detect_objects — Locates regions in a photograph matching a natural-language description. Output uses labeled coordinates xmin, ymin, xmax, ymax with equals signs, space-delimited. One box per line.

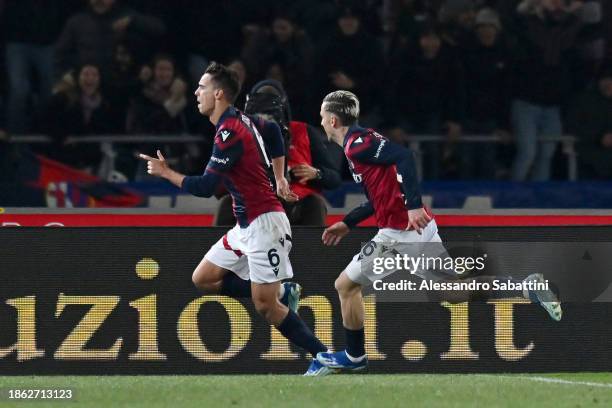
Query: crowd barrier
xmin=9 ymin=133 xmax=578 ymax=181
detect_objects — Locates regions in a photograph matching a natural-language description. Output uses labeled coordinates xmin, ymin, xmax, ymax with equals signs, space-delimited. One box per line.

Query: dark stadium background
xmin=1 ymin=0 xmax=612 ymax=380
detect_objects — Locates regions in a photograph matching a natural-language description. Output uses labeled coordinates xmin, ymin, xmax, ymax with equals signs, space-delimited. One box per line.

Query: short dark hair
xmin=322 ymin=90 xmax=360 ymax=126
xmin=205 ymin=61 xmax=241 ymax=104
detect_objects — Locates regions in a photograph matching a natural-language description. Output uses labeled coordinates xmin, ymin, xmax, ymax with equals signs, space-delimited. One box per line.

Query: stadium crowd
xmin=0 ymin=0 xmax=611 ymax=182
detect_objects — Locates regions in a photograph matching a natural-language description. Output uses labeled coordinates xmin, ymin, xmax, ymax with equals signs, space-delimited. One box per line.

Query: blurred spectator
xmin=235 ymin=0 xmax=284 ymax=79
xmin=240 ymin=20 xmax=271 ymax=82
xmin=269 ymin=12 xmax=316 ymax=117
xmin=457 ymin=8 xmax=512 ymax=179
xmin=386 ymin=0 xmax=442 ymax=49
xmin=291 ymin=0 xmax=343 ymax=45
xmin=242 ymin=10 xmax=316 ymax=121
xmin=227 ymin=59 xmax=251 ymax=108
xmin=353 ymin=0 xmax=387 ymax=37
xmin=316 ymin=5 xmax=385 ymax=126
xmin=106 ymin=42 xmax=148 ymax=180
xmin=510 ymin=0 xmax=590 ymax=181
xmin=572 ymin=1 xmax=605 ymax=87
xmin=158 ymin=0 xmax=242 ymax=89
xmin=439 ymin=0 xmax=477 ymax=51
xmin=605 ymin=0 xmax=612 ymax=59
xmin=0 ymin=48 xmax=4 ymax=138
xmin=387 ymin=24 xmax=465 ymax=179
xmin=55 ymin=0 xmax=166 ymax=80
xmin=0 ymin=0 xmax=5 ymax=126
xmin=567 ymin=65 xmax=612 ymax=179
xmin=128 ymin=54 xmax=195 ymax=177
xmin=38 ymin=63 xmax=122 ymax=173
xmin=108 ymin=42 xmax=145 ymax=118
xmin=128 ymin=54 xmax=188 ymax=134
xmin=3 ymin=0 xmax=74 ymax=134
xmin=2 ymin=0 xmax=609 ymax=186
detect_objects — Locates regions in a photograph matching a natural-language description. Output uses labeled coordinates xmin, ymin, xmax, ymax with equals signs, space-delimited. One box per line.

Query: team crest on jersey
xmin=220 ymin=129 xmax=233 ymax=142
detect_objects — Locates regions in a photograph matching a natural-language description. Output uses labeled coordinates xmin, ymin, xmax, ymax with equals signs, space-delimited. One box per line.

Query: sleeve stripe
xmin=206 ymin=167 xmax=222 ymax=175
xmin=216 ymin=135 xmax=242 ymax=150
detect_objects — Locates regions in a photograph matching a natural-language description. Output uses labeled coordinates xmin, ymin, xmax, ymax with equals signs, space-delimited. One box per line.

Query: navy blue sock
xmin=277 ymin=310 xmax=327 ymax=357
xmin=219 ymin=273 xmax=251 ymax=298
xmin=345 ymin=327 xmax=366 ymax=358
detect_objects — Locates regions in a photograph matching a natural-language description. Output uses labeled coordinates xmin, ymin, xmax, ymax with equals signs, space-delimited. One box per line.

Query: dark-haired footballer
xmin=139 ymin=62 xmax=330 ymax=375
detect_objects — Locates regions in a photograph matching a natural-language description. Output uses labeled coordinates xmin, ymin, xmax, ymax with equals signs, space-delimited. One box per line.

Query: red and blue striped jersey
xmin=343 ymin=125 xmax=426 ymax=229
xmin=183 ymin=107 xmax=283 ymax=227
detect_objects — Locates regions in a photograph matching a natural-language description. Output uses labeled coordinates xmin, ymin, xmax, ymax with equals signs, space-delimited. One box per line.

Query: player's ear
xmin=214 ymin=88 xmax=224 ymax=101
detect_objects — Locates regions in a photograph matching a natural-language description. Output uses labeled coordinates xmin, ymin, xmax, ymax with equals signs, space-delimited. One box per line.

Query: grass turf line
xmin=0 ymin=374 xmax=611 ymax=408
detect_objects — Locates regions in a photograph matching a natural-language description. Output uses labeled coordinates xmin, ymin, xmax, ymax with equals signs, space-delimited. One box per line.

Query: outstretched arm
xmin=322 ymin=201 xmax=375 ymax=246
xmin=139 ymin=150 xmax=185 ymax=188
xmin=343 ymin=201 xmax=374 ymax=229
xmin=138 ymin=150 xmax=222 ymax=197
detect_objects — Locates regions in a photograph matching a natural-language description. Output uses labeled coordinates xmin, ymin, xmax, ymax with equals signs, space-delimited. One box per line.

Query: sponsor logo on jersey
xmin=210 ymin=156 xmax=230 ymax=165
xmin=374 ymin=139 xmax=386 ymax=159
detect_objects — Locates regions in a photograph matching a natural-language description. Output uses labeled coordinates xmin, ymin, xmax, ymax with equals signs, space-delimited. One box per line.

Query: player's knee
xmin=192 ymin=261 xmax=224 ymax=289
xmin=191 ymin=270 xmax=207 ymax=289
xmin=334 ymin=277 xmax=344 ymax=293
xmin=192 ymin=278 xmax=217 ymax=294
xmin=335 ymin=276 xmax=360 ymax=298
xmin=192 ymin=270 xmax=220 ymax=293
xmin=255 ymin=300 xmax=281 ymax=322
xmin=191 ymin=270 xmax=202 ymax=286
xmin=252 ymin=295 xmax=278 ymax=320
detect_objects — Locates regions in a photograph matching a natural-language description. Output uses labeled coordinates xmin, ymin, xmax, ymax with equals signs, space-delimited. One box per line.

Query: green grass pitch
xmin=1 ymin=373 xmax=611 ymax=407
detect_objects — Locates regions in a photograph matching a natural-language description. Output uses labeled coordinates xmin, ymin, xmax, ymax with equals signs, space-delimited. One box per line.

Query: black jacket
xmin=389 ymin=44 xmax=465 ymax=125
xmin=55 ymin=4 xmax=166 ymax=77
xmin=3 ymin=0 xmax=75 ymax=45
xmin=511 ymin=13 xmax=584 ymax=106
xmin=462 ymin=37 xmax=512 ymax=127
xmin=317 ymin=29 xmax=384 ymax=115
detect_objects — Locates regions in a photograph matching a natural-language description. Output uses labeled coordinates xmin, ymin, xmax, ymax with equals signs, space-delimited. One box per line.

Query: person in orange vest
xmin=215 ymin=79 xmax=341 ymax=226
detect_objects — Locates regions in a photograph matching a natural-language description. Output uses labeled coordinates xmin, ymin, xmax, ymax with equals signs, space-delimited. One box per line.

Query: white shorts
xmin=204 ymin=212 xmax=294 ymax=284
xmin=344 ymin=220 xmax=456 ymax=286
